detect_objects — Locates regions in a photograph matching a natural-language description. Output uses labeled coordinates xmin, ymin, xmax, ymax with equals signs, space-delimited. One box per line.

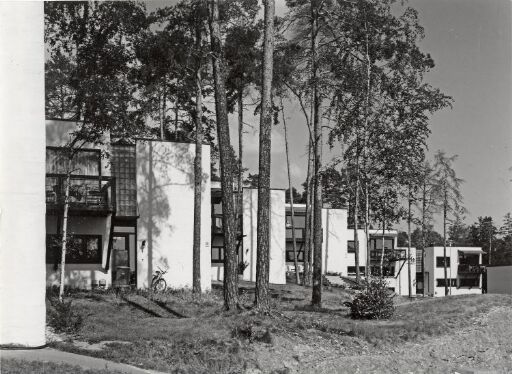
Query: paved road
xmin=1 ymin=348 xmax=168 ymax=374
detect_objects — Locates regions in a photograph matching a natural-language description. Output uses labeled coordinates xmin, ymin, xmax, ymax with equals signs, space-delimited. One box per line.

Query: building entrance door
xmin=112 ymin=235 xmax=130 ymax=287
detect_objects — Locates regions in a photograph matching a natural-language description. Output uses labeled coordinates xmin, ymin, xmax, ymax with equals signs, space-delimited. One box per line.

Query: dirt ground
xmin=251 ymin=305 xmax=512 ymax=374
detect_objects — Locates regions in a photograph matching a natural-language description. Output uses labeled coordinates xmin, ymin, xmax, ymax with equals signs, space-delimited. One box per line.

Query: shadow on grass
xmin=120 ymin=295 xmax=164 ymax=318
xmin=152 ymin=300 xmax=188 ymax=318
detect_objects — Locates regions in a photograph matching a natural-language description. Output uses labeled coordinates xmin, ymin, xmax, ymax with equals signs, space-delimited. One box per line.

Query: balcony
xmin=46 ymin=174 xmax=115 ymax=216
xmin=458 ymin=264 xmax=485 ymax=275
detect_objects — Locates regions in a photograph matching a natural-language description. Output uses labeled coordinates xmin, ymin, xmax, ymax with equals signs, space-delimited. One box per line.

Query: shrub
xmin=345 ymin=277 xmax=395 ymax=320
xmin=47 ymin=299 xmax=83 ymax=334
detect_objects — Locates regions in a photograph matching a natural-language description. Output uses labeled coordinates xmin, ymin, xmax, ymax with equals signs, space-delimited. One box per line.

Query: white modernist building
xmin=44 ymin=119 xmax=414 ymax=296
xmin=285 ymin=204 xmax=415 ymax=296
xmin=423 ymin=246 xmax=484 ymax=297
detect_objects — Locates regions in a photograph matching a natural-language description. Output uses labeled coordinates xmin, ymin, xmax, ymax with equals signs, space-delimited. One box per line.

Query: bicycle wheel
xmin=153 ymin=278 xmax=167 ymax=292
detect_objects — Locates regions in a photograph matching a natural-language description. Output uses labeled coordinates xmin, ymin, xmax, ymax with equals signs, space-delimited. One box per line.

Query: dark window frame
xmin=436 ymin=256 xmax=450 ymax=268
xmin=46 ymin=233 xmax=102 ymax=264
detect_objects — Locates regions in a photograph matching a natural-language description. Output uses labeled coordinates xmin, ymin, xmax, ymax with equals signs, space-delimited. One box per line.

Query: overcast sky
xmin=146 ymin=0 xmax=512 ymax=228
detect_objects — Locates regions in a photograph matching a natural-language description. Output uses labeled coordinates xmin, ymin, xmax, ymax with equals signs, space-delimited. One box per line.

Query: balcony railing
xmin=46 ymin=174 xmax=115 ymax=214
xmin=458 ymin=264 xmax=485 ymax=274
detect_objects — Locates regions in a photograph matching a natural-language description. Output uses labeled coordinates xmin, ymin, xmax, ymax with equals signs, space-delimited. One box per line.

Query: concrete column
xmin=0 ymin=2 xmax=46 ymax=346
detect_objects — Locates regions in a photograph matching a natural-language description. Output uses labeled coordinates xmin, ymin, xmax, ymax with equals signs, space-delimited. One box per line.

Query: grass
xmin=0 ymin=359 xmax=125 ymax=374
xmin=46 ymin=284 xmax=512 ymax=373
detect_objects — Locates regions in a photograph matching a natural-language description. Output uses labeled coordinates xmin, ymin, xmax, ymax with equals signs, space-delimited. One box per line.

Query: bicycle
xmin=151 ymin=267 xmax=168 ymax=292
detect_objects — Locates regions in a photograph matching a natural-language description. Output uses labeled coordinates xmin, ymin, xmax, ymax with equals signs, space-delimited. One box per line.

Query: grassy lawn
xmin=1 ymin=359 xmax=125 ymax=374
xmin=46 ymin=284 xmax=512 ymax=373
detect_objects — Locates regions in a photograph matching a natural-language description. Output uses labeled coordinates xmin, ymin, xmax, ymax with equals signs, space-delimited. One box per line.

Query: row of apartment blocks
xmin=45 ymin=119 xmax=484 ymax=297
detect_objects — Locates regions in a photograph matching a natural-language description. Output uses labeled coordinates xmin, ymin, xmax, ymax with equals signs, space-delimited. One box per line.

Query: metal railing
xmin=46 ymin=174 xmax=115 ymax=212
xmin=458 ymin=264 xmax=485 ymax=274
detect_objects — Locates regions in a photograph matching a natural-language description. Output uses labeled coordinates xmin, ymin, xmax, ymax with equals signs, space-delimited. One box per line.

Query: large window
xmin=436 ymin=256 xmax=450 ymax=268
xmin=369 ymin=237 xmax=394 ymax=251
xmin=436 ymin=278 xmax=457 ymax=287
xmin=285 ymin=215 xmax=306 ymax=228
xmin=111 ymin=144 xmax=137 ymax=217
xmin=286 ymin=243 xmax=304 ymax=262
xmin=459 ymin=277 xmax=479 ymax=288
xmin=347 ymin=266 xmax=365 ymax=275
xmin=46 ymin=234 xmax=102 ymax=264
xmin=46 ymin=147 xmax=100 ymax=176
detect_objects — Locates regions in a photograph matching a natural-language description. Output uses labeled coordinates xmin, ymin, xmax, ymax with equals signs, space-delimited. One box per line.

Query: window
xmin=369 ymin=237 xmax=394 ymax=251
xmin=436 ymin=278 xmax=457 ymax=287
xmin=459 ymin=277 xmax=479 ymax=288
xmin=436 ymin=256 xmax=450 ymax=268
xmin=347 ymin=266 xmax=365 ymax=275
xmin=286 ymin=228 xmax=304 ymax=241
xmin=347 ymin=241 xmax=355 ymax=253
xmin=286 ymin=242 xmax=304 ymax=262
xmin=285 ymin=215 xmax=306 ymax=228
xmin=211 ymin=246 xmax=224 ymax=263
xmin=370 ymin=265 xmax=395 ymax=277
xmin=46 ymin=234 xmax=102 ymax=264
xmin=111 ymin=145 xmax=137 ymax=216
xmin=46 ymin=147 xmax=100 ymax=176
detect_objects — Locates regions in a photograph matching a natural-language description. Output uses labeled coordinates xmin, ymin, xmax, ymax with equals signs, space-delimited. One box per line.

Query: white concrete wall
xmin=385 ymin=247 xmax=416 ymax=296
xmin=426 ymin=247 xmax=482 ymax=297
xmin=0 ymin=2 xmax=46 ymax=347
xmin=242 ymin=189 xmax=286 ymax=285
xmin=487 ymin=266 xmax=512 ymax=294
xmin=137 ymin=141 xmax=211 ymax=291
xmin=45 ymin=215 xmax=113 ymax=289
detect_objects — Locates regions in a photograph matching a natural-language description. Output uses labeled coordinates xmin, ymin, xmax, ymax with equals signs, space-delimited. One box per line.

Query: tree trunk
xmin=364 ymin=183 xmax=370 ymax=278
xmin=407 ymin=187 xmax=412 ymax=298
xmin=59 ymin=157 xmax=73 ymax=302
xmin=281 ymin=99 xmax=300 ymax=284
xmin=311 ymin=0 xmax=323 ymax=307
xmin=421 ymin=179 xmax=427 ymax=297
xmin=303 ymin=141 xmax=313 ymax=287
xmin=160 ymin=84 xmax=166 ymax=140
xmin=237 ymin=87 xmax=244 ymax=235
xmin=255 ymin=0 xmax=275 ymax=312
xmin=380 ymin=193 xmax=386 ymax=276
xmin=208 ymin=0 xmax=239 ymax=310
xmin=354 ymin=156 xmax=360 ymax=284
xmin=443 ymin=191 xmax=448 ymax=296
xmin=192 ymin=25 xmax=203 ymax=295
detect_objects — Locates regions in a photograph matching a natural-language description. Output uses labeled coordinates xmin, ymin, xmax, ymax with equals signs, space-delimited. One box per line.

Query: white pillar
xmin=0 ymin=2 xmax=46 ymax=346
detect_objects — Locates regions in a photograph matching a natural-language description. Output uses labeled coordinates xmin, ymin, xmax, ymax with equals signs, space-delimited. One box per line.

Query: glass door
xmin=112 ymin=235 xmax=130 ymax=286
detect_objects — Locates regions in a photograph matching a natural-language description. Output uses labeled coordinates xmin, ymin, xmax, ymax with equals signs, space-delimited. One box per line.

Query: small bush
xmin=47 ymin=299 xmax=83 ymax=334
xmin=345 ymin=277 xmax=395 ymax=320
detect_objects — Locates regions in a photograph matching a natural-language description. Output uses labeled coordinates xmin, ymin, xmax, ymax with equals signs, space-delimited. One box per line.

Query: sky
xmin=145 ymin=0 xmax=512 ymax=228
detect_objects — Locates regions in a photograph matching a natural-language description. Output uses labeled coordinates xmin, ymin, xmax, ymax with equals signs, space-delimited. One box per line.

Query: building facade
xmin=285 ymin=204 xmax=415 ymax=296
xmin=422 ymin=246 xmax=484 ymax=297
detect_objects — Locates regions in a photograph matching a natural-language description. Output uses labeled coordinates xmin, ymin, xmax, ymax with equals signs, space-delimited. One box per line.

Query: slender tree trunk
xmin=192 ymin=25 xmax=203 ymax=294
xmin=407 ymin=187 xmax=412 ymax=298
xmin=208 ymin=0 xmax=239 ymax=310
xmin=160 ymin=85 xmax=166 ymax=140
xmin=237 ymin=87 xmax=244 ymax=234
xmin=380 ymin=193 xmax=386 ymax=275
xmin=354 ymin=155 xmax=361 ymax=284
xmin=311 ymin=0 xmax=323 ymax=308
xmin=421 ymin=179 xmax=427 ymax=297
xmin=59 ymin=157 xmax=73 ymax=302
xmin=303 ymin=141 xmax=313 ymax=286
xmin=281 ymin=100 xmax=300 ymax=284
xmin=443 ymin=191 xmax=448 ymax=296
xmin=255 ymin=0 xmax=275 ymax=312
xmin=174 ymin=106 xmax=179 ymax=136
xmin=364 ymin=183 xmax=370 ymax=278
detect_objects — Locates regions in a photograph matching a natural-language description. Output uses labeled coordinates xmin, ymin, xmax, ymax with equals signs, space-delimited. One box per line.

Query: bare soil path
xmin=297 ymin=306 xmax=512 ymax=373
